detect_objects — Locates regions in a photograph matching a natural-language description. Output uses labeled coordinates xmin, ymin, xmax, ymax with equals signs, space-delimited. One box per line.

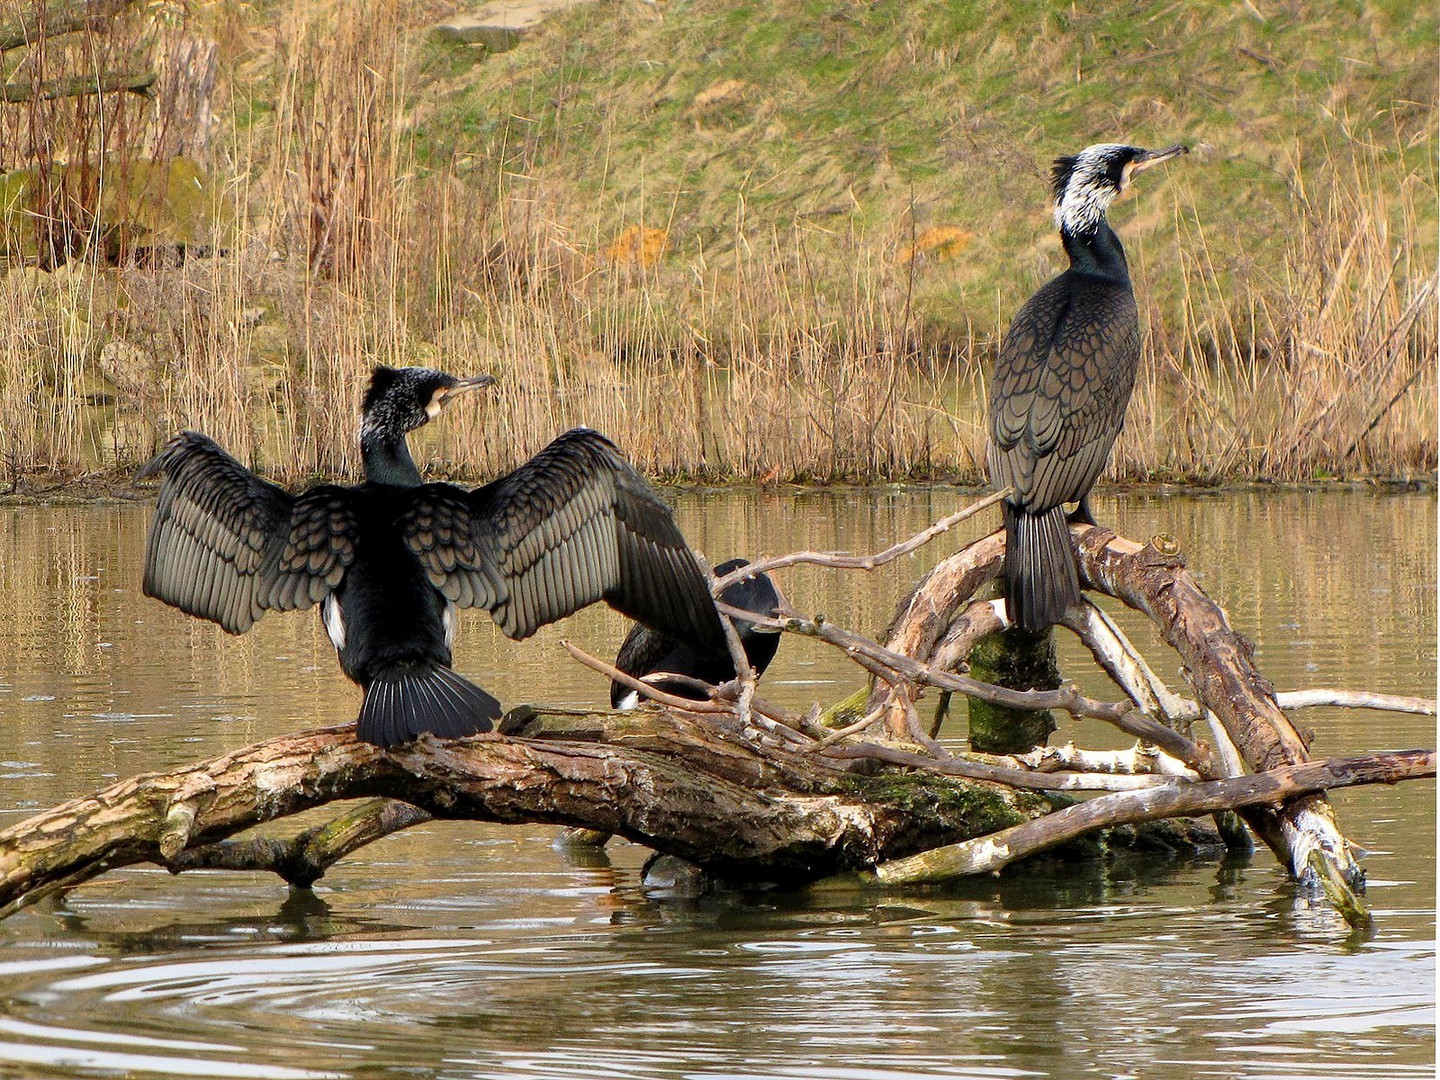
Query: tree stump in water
xmin=0 ymin=517 xmax=1432 ymax=928
xmin=964 ymin=623 xmax=1060 ymax=754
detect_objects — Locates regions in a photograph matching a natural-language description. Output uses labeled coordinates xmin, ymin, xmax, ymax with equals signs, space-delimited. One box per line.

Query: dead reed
xmin=0 ymin=2 xmax=1433 ymax=488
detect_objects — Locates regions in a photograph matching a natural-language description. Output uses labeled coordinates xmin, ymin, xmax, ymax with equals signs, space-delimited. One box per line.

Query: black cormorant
xmin=610 ymin=557 xmax=782 ymax=708
xmin=140 ymin=365 xmax=726 ymax=746
xmin=987 ymin=142 xmax=1187 ymax=631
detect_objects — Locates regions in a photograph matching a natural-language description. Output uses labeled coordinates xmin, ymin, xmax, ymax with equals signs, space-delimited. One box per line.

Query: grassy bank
xmin=0 ymin=0 xmax=1434 ymax=486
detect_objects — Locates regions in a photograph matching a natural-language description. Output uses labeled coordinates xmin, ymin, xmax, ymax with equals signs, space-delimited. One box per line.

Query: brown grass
xmin=0 ymin=0 xmax=1433 ymax=487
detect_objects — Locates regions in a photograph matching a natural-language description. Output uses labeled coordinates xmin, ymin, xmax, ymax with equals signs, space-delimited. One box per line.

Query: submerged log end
xmin=874 ymin=835 xmax=1013 ymax=883
xmin=1282 ymin=796 xmax=1369 ymax=926
xmin=157 ymin=799 xmax=198 ymax=861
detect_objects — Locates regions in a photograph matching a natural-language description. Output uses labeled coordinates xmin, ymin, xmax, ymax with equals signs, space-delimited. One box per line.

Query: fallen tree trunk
xmin=0 ymin=710 xmax=1061 ymax=917
xmin=0 ymin=71 xmax=155 ymax=103
xmin=0 ymin=0 xmax=139 ymax=52
xmin=0 ymin=707 xmax=1428 ymax=921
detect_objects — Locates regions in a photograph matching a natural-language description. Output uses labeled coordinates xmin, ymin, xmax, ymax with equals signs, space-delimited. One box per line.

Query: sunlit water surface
xmin=0 ymin=488 xmax=1434 ymax=1080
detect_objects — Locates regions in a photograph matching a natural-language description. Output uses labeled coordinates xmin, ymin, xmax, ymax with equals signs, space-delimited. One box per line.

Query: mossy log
xmin=0 ymin=705 xmax=1427 ymax=921
xmin=0 ymin=709 xmax=1061 ymax=917
xmin=0 ymin=71 xmax=155 ymax=103
xmin=965 ymin=625 xmax=1060 ymax=753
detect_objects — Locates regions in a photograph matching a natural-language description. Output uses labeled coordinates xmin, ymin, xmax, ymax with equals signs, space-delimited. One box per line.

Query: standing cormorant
xmin=987 ymin=142 xmax=1187 ymax=631
xmin=610 ymin=558 xmax=782 ymax=708
xmin=141 ymin=365 xmax=726 ymax=746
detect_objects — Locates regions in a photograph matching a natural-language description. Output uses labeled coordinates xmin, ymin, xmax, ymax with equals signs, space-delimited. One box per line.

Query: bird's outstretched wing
xmin=988 ymin=272 xmax=1140 ymax=512
xmin=401 ymin=428 xmax=724 ymax=648
xmin=140 ymin=432 xmax=358 ymax=634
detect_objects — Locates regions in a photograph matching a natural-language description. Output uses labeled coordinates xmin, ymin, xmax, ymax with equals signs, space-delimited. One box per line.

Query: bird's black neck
xmin=1060 ymin=219 xmax=1129 ymax=281
xmin=361 ymin=432 xmax=424 ymax=487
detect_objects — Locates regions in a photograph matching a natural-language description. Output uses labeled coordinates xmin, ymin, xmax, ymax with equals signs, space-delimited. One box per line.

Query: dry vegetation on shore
xmin=0 ymin=0 xmax=1434 ymax=486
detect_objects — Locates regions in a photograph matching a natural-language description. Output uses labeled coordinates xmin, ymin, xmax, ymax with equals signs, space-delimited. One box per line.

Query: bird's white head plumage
xmin=1051 ymin=142 xmax=1188 ymax=236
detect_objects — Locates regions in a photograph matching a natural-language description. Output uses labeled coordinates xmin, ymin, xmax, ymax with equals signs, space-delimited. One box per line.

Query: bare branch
xmin=712 ymin=488 xmax=1011 ymax=592
xmin=807 ymin=706 xmax=886 ymax=751
xmin=559 ymin=639 xmax=817 ymax=747
xmin=823 ymin=742 xmax=1189 ymax=792
xmin=739 ymin=604 xmax=1211 ymax=769
xmin=707 ymin=563 xmax=759 ymax=728
xmin=1074 ymin=525 xmax=1361 ymax=894
xmin=1060 ymin=599 xmax=1248 ymax=847
xmin=1005 ymin=741 xmax=1199 ymax=780
xmin=1277 ymin=690 xmax=1436 ymax=716
xmin=1061 ymin=599 xmax=1201 ymax=727
xmin=871 ymin=750 xmax=1437 ymax=884
xmin=169 ymin=799 xmax=432 ymax=887
xmin=561 ymin=639 xmax=731 ymax=714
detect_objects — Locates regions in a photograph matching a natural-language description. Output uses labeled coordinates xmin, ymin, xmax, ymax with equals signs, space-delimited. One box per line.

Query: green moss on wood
xmin=966 ymin=628 xmax=1060 ymax=754
xmin=842 ymin=768 xmax=1058 ymax=839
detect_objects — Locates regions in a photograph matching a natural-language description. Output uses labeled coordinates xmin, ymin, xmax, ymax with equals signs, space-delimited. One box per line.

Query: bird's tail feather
xmin=1003 ymin=503 xmax=1081 ymax=632
xmin=357 ymin=663 xmax=500 ymax=748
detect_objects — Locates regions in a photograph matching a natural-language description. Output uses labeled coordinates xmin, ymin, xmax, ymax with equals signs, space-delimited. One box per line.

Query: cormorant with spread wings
xmin=140 ymin=365 xmax=725 ymax=746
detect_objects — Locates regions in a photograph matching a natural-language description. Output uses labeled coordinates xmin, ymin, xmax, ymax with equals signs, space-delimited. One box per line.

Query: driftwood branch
xmin=1061 ymin=598 xmax=1251 ymax=846
xmin=1 ymin=708 xmax=1428 ymax=922
xmin=742 ymin=604 xmax=1211 ymax=769
xmin=169 ymin=799 xmax=433 ymax=887
xmin=1071 ymin=526 xmax=1361 ymax=892
xmin=824 ymin=743 xmax=1191 ymax=792
xmin=869 ymin=750 xmax=1436 ymax=885
xmin=1276 ymin=690 xmax=1436 ymax=716
xmin=869 ymin=520 xmax=1435 ymax=925
xmin=0 ymin=713 xmax=1066 ymax=918
xmin=711 ymin=488 xmax=1011 ymax=592
xmin=559 ymin=639 xmax=822 ymax=747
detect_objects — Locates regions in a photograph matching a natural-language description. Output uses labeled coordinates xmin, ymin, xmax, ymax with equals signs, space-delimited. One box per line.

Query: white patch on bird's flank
xmin=988 ymin=597 xmax=1010 ymax=628
xmin=443 ymin=602 xmax=456 ymax=649
xmin=616 ymin=689 xmax=639 ymax=710
xmin=322 ymin=594 xmax=346 ymax=651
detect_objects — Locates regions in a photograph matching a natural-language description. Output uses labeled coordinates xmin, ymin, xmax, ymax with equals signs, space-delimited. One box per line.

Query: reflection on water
xmin=0 ymin=489 xmax=1434 ymax=1079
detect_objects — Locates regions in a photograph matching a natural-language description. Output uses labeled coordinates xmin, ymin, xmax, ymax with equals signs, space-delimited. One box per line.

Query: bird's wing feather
xmin=987 ymin=273 xmax=1140 ymax=512
xmin=400 ymin=483 xmax=505 ymax=613
xmin=401 ymin=429 xmax=724 ymax=647
xmin=140 ymin=432 xmax=356 ymax=633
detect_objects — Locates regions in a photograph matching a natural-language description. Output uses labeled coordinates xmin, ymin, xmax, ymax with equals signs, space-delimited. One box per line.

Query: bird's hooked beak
xmin=427 ymin=373 xmax=497 ymax=417
xmin=446 ymin=373 xmax=498 ymax=397
xmin=1124 ymin=143 xmax=1188 ymax=185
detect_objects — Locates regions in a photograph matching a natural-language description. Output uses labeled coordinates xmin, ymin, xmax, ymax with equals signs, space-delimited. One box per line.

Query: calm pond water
xmin=0 ymin=488 xmax=1434 ymax=1080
